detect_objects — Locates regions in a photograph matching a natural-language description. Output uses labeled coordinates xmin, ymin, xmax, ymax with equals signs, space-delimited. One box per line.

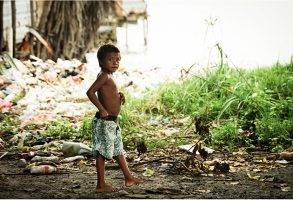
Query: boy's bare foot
xmin=96 ymin=184 xmax=119 ymax=193
xmin=125 ymin=176 xmax=144 ymax=187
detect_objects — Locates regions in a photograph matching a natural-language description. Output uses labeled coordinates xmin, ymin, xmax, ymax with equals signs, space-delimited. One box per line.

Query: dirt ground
xmin=0 ymin=148 xmax=293 ymax=199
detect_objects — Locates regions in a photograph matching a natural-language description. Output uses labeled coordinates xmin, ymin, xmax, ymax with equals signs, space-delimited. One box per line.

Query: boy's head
xmin=97 ymin=44 xmax=120 ymax=69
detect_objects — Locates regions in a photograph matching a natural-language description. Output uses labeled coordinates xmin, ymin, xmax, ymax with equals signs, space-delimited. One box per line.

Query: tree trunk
xmin=34 ymin=1 xmax=114 ymax=61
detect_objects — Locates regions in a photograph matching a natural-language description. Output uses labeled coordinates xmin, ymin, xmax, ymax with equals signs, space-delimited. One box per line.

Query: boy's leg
xmin=114 ymin=154 xmax=144 ymax=187
xmin=96 ymin=154 xmax=119 ymax=192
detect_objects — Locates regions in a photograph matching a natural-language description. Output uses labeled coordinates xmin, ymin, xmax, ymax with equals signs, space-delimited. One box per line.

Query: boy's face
xmin=101 ymin=52 xmax=121 ymax=73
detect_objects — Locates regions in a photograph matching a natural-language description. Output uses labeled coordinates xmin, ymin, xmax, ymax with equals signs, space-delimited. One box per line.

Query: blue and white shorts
xmin=92 ymin=113 xmax=124 ymax=160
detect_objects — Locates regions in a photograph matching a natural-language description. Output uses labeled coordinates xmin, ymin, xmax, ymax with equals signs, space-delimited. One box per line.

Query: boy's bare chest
xmin=102 ymin=78 xmax=118 ymax=91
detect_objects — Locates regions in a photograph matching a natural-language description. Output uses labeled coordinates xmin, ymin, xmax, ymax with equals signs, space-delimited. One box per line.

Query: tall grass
xmin=118 ymin=61 xmax=293 ymax=151
xmin=59 ymin=60 xmax=292 ymax=151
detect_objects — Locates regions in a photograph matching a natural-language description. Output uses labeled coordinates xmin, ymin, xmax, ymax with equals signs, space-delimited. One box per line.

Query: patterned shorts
xmin=92 ymin=116 xmax=124 ymax=160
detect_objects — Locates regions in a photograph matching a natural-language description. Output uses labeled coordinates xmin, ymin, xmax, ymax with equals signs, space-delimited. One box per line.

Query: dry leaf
xmin=79 ymin=160 xmax=86 ymax=165
xmin=233 ymin=162 xmax=242 ymax=167
xmin=236 ymin=157 xmax=246 ymax=163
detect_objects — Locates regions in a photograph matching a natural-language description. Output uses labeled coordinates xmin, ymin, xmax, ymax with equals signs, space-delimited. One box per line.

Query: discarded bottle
xmin=60 ymin=155 xmax=85 ymax=163
xmin=19 ymin=151 xmax=36 ymax=160
xmin=30 ymin=165 xmax=57 ymax=174
xmin=62 ymin=141 xmax=92 ymax=157
xmin=31 ymin=155 xmax=59 ymax=163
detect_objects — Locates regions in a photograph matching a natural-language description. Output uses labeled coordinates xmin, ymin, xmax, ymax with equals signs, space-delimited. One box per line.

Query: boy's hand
xmin=119 ymin=92 xmax=125 ymax=105
xmin=100 ymin=110 xmax=109 ymax=119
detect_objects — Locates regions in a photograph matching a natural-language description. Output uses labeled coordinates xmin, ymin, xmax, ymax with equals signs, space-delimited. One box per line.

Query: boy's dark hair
xmin=97 ymin=44 xmax=120 ymax=68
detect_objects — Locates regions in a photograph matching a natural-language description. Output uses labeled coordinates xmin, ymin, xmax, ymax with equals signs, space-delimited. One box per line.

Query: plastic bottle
xmin=62 ymin=141 xmax=92 ymax=157
xmin=60 ymin=155 xmax=85 ymax=163
xmin=31 ymin=155 xmax=59 ymax=163
xmin=30 ymin=165 xmax=57 ymax=174
xmin=20 ymin=151 xmax=36 ymax=160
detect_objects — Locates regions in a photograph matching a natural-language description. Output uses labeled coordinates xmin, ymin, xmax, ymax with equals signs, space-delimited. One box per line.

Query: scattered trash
xmin=204 ymin=160 xmax=218 ymax=166
xmin=0 ymin=99 xmax=13 ymax=112
xmin=31 ymin=155 xmax=59 ymax=163
xmin=142 ymin=168 xmax=154 ymax=177
xmin=275 ymin=160 xmax=289 ymax=164
xmin=62 ymin=141 xmax=92 ymax=157
xmin=30 ymin=144 xmax=46 ymax=151
xmin=230 ymin=181 xmax=240 ymax=185
xmin=0 ymin=152 xmax=8 ymax=160
xmin=61 ymin=155 xmax=85 ymax=163
xmin=280 ymin=184 xmax=291 ymax=192
xmin=71 ymin=184 xmax=81 ymax=189
xmin=195 ymin=189 xmax=211 ymax=193
xmin=279 ymin=152 xmax=293 ymax=161
xmin=9 ymin=132 xmax=31 ymax=148
xmin=19 ymin=152 xmax=36 ymax=160
xmin=0 ymin=46 xmax=291 ymax=199
xmin=30 ymin=165 xmax=57 ymax=174
xmin=247 ymin=173 xmax=261 ymax=180
xmin=178 ymin=144 xmax=214 ymax=154
xmin=27 ymin=114 xmax=50 ymax=124
xmin=161 ymin=128 xmax=179 ymax=137
xmin=174 ymin=117 xmax=191 ymax=126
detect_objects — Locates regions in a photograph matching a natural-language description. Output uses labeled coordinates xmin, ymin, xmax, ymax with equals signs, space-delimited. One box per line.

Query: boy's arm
xmin=86 ymin=73 xmax=109 ymax=118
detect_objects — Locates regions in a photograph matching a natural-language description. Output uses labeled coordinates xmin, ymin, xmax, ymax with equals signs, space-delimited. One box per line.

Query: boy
xmin=86 ymin=44 xmax=144 ymax=193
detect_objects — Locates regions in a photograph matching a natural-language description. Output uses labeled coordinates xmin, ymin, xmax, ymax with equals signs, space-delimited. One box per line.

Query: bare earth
xmin=0 ymin=148 xmax=292 ymax=199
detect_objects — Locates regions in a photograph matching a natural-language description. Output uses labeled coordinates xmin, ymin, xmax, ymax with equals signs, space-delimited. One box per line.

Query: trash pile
xmin=0 ymin=52 xmax=178 ymax=132
xmin=1 ymin=55 xmax=93 ymax=121
xmin=0 ymin=52 xmax=182 ymax=174
xmin=0 ymin=53 xmax=100 ymax=173
xmin=1 ymin=52 xmax=180 ymax=124
xmin=16 ymin=141 xmax=92 ymax=174
xmin=1 ymin=53 xmax=293 ymax=178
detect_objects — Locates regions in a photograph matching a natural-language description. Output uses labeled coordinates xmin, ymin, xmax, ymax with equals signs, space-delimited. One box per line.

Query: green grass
xmin=117 ymin=61 xmax=293 ymax=151
xmin=46 ymin=119 xmax=78 ymax=139
xmin=43 ymin=61 xmax=292 ymax=152
xmin=0 ymin=112 xmax=18 ymax=135
xmin=79 ymin=116 xmax=93 ymax=140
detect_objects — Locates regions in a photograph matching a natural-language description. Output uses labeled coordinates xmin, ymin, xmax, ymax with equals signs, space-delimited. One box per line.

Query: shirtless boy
xmin=86 ymin=44 xmax=144 ymax=193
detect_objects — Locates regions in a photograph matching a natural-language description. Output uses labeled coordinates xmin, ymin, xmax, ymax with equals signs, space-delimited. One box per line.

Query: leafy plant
xmin=211 ymin=118 xmax=244 ymax=151
xmin=135 ymin=61 xmax=293 ymax=151
xmin=46 ymin=119 xmax=78 ymax=139
xmin=0 ymin=112 xmax=18 ymax=134
xmin=79 ymin=116 xmax=93 ymax=140
xmin=62 ymin=60 xmax=293 ymax=152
